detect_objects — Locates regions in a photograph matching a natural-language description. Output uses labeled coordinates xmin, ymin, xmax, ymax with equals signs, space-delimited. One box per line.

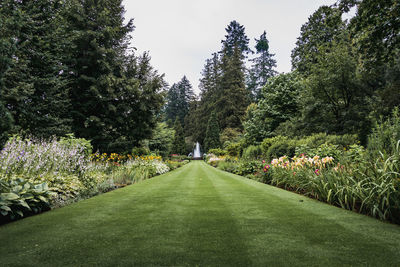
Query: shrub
xmin=266 ymin=140 xmax=297 ymax=161
xmin=325 ymin=134 xmax=359 ymax=149
xmin=206 ymin=154 xmax=225 ymax=167
xmin=131 ymin=146 xmax=151 ymax=156
xmin=296 ymin=143 xmax=342 ymax=159
xmin=367 ymin=107 xmax=400 ymax=157
xmin=208 ymin=148 xmax=227 ymax=156
xmin=217 ymin=161 xmax=238 ymax=173
xmin=59 ymin=134 xmax=93 ymax=156
xmin=165 ymin=160 xmax=189 ymax=170
xmin=242 ymin=145 xmax=262 ymax=159
xmin=261 ymin=136 xmax=289 ymax=157
xmin=295 ymin=133 xmax=359 ymax=158
xmin=225 ymin=142 xmax=242 ymax=157
xmin=220 ymin=127 xmax=242 ymax=145
xmin=0 ymin=178 xmax=51 ymax=222
xmin=234 ymin=160 xmax=263 ymax=176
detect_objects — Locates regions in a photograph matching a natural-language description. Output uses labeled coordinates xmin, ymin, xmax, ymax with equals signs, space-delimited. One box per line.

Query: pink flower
xmin=314 ymin=169 xmax=320 ymax=175
xmin=263 ymin=165 xmax=270 ymax=173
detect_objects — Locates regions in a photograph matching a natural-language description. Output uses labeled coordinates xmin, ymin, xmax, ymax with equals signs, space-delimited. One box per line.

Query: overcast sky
xmin=122 ymin=0 xmax=337 ymax=94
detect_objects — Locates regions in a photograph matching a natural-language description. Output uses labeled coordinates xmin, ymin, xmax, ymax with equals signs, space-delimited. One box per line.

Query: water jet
xmin=193 ymin=142 xmax=202 ymax=160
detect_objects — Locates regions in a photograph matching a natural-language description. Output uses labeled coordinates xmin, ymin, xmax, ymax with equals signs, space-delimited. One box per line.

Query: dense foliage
xmin=0 ymin=0 xmax=165 ymax=152
xmin=204 ymin=112 xmax=221 ymax=151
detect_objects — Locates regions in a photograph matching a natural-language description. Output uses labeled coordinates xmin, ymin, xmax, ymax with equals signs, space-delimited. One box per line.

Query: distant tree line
xmin=164 ymin=20 xmax=277 ymax=153
xmin=164 ymin=0 xmax=399 ymax=154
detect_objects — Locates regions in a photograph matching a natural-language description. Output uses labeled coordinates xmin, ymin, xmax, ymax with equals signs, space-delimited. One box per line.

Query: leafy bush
xmin=242 ymin=145 xmax=262 ymax=159
xmin=208 ymin=148 xmax=227 ymax=156
xmin=260 ymin=136 xmax=289 ymax=156
xmin=220 ymin=128 xmax=242 ymax=146
xmin=165 ymin=160 xmax=189 ymax=170
xmin=131 ymin=146 xmax=151 ymax=156
xmin=368 ymin=107 xmax=400 ymax=157
xmin=217 ymin=161 xmax=238 ymax=173
xmin=325 ymin=134 xmax=359 ymax=149
xmin=0 ymin=178 xmax=51 ymax=221
xmin=234 ymin=160 xmax=263 ymax=176
xmin=296 ymin=143 xmax=342 ymax=159
xmin=225 ymin=142 xmax=242 ymax=157
xmin=59 ymin=134 xmax=93 ymax=156
xmin=295 ymin=133 xmax=358 ymax=153
xmin=266 ymin=140 xmax=297 ymax=161
xmin=169 ymin=154 xmax=189 ymax=161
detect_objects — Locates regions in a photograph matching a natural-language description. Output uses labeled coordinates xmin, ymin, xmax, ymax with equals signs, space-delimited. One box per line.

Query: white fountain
xmin=193 ymin=142 xmax=201 ymax=159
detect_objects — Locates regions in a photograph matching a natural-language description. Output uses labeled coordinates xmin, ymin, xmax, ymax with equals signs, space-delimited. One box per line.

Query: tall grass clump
xmin=111 ymin=158 xmax=170 ymax=185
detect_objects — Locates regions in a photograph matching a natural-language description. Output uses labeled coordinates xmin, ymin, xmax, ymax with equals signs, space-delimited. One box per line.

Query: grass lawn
xmin=1 ymin=161 xmax=400 ymax=266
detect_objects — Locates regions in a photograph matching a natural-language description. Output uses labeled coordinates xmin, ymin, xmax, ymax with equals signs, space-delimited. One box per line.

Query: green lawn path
xmin=1 ymin=161 xmax=400 ymax=266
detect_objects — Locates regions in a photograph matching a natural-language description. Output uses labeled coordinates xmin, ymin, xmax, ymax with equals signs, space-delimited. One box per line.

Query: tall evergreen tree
xmin=177 ymin=76 xmax=195 ymax=123
xmin=165 ymin=83 xmax=180 ymax=124
xmin=248 ymin=31 xmax=277 ymax=100
xmin=65 ymin=0 xmax=134 ymax=151
xmin=1 ymin=0 xmax=72 ymax=137
xmin=221 ymin=20 xmax=252 ymax=56
xmin=165 ymin=76 xmax=194 ymax=124
xmin=0 ymin=0 xmax=17 ymax=143
xmin=217 ymin=45 xmax=249 ymax=129
xmin=172 ymin=118 xmax=186 ymax=155
xmin=109 ymin=52 xmax=165 ymax=152
xmin=194 ymin=53 xmax=221 ymax=144
xmin=204 ymin=112 xmax=220 ymax=152
xmin=184 ymin=100 xmax=199 ymax=139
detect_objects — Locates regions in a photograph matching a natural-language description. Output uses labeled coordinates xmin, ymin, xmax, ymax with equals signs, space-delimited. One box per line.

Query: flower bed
xmin=0 ymin=137 xmax=185 ymax=223
xmin=206 ymin=148 xmax=400 ymax=224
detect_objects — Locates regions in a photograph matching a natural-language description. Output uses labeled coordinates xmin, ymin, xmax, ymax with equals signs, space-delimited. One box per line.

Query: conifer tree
xmin=165 ymin=84 xmax=180 ymax=124
xmin=217 ymin=45 xmax=249 ymax=129
xmin=165 ymin=76 xmax=194 ymax=124
xmin=221 ymin=20 xmax=252 ymax=56
xmin=109 ymin=52 xmax=165 ymax=152
xmin=1 ymin=0 xmax=72 ymax=137
xmin=204 ymin=112 xmax=220 ymax=152
xmin=172 ymin=118 xmax=186 ymax=155
xmin=194 ymin=53 xmax=221 ymax=144
xmin=65 ymin=0 xmax=135 ymax=151
xmin=248 ymin=31 xmax=277 ymax=100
